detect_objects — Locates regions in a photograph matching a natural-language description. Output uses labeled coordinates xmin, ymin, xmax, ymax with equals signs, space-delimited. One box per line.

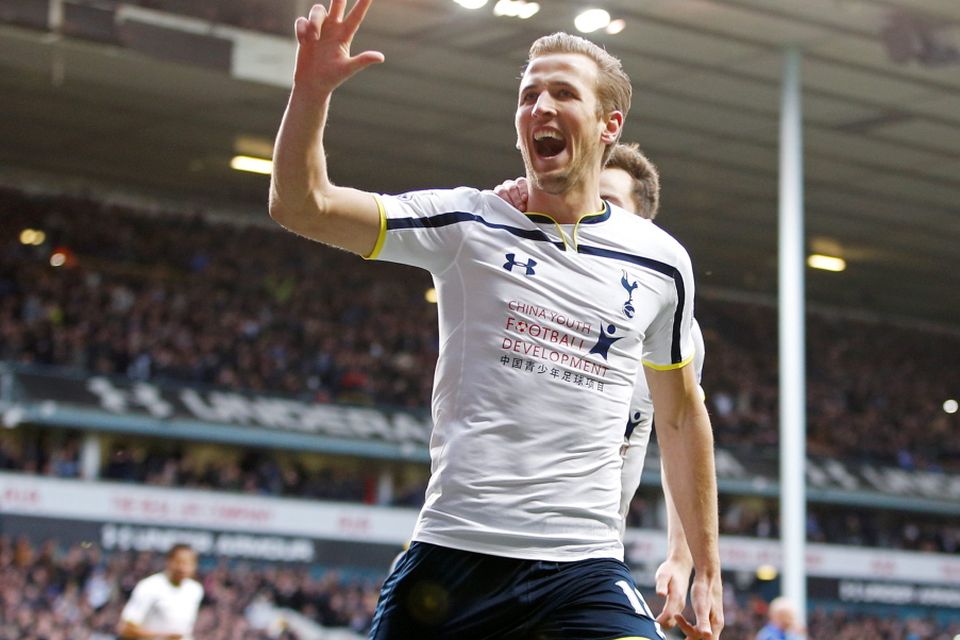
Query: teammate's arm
xmin=654 ymin=463 xmax=694 ymax=628
xmin=646 ymin=363 xmax=723 ymax=639
xmin=269 ymin=0 xmax=385 ymax=256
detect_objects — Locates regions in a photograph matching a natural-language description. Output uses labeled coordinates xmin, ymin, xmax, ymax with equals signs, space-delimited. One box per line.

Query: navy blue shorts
xmin=369 ymin=541 xmax=664 ymax=640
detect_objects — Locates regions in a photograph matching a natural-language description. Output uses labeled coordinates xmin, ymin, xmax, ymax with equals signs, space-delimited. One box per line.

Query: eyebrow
xmin=519 ymin=79 xmax=579 ymax=95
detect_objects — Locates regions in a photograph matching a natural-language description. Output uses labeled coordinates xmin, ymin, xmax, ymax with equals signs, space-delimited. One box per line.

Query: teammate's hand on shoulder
xmin=493 ymin=177 xmax=529 ymax=212
xmin=293 ymin=0 xmax=384 ymax=96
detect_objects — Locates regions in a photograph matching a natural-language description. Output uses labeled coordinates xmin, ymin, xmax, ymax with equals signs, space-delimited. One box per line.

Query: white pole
xmin=778 ymin=46 xmax=807 ymax=623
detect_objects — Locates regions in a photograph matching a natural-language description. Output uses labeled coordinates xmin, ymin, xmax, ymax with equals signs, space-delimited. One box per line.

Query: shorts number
xmin=615 ymin=580 xmax=654 ymax=618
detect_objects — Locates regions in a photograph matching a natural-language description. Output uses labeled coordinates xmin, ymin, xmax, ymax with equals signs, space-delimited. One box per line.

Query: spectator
xmin=756 ymin=596 xmax=805 ymax=640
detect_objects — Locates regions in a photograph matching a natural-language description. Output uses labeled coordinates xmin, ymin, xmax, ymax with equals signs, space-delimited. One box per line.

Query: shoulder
xmin=381 ymin=186 xmax=542 ymax=228
xmin=605 ymin=205 xmax=692 ymax=270
xmin=647 ymin=219 xmax=690 ymax=266
xmin=382 ymin=187 xmax=484 ymax=213
xmin=135 ymin=573 xmax=165 ymax=592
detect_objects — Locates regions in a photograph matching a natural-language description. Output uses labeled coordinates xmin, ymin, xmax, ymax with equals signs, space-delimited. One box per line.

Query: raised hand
xmin=293 ymin=0 xmax=384 ymax=96
xmin=654 ymin=554 xmax=693 ymax=631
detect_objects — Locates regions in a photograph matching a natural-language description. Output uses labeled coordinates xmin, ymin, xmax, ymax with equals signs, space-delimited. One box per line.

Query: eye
xmin=557 ymin=88 xmax=576 ymax=99
xmin=520 ymin=90 xmax=538 ymax=104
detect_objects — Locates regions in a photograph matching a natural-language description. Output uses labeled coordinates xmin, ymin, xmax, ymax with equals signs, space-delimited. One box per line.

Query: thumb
xmin=347 ymin=50 xmax=385 ymax=75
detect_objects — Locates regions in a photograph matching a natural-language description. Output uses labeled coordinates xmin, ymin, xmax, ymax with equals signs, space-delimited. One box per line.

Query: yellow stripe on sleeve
xmin=642 ymin=354 xmax=694 ymax=371
xmin=363 ymin=194 xmax=388 ymax=261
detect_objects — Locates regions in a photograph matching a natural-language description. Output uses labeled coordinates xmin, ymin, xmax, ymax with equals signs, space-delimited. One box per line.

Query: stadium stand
xmin=4 ymin=187 xmax=959 ymax=469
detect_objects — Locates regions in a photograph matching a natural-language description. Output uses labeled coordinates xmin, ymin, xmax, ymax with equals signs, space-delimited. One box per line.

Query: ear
xmin=600 ymin=110 xmax=623 ymax=145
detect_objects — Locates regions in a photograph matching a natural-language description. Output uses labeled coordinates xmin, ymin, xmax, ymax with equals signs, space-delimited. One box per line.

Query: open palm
xmin=293 ymin=0 xmax=384 ymax=96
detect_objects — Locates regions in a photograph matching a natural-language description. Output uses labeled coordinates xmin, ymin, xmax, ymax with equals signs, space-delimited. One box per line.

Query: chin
xmin=536 ymin=173 xmax=572 ymax=195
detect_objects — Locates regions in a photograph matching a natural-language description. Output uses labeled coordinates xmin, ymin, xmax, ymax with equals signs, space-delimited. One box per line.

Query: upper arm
xmin=269 ymin=185 xmax=382 ymax=257
xmin=644 ymin=363 xmax=702 ymax=428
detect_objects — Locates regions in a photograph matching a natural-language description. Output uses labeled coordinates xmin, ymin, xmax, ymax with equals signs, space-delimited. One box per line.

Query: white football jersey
xmin=120 ymin=572 xmax=203 ymax=639
xmin=370 ymin=187 xmax=696 ymax=561
xmin=618 ymin=318 xmax=706 ymax=537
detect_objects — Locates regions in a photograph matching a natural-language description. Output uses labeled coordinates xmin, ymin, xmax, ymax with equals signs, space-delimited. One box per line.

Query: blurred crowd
xmin=2 ymin=426 xmax=956 ymax=553
xmin=3 ymin=188 xmax=960 ymax=469
xmin=0 ymin=536 xmax=377 ymax=640
xmin=625 ymin=491 xmax=960 ymax=553
xmin=1 ymin=537 xmax=957 ymax=640
xmin=2 ymin=189 xmax=437 ymax=408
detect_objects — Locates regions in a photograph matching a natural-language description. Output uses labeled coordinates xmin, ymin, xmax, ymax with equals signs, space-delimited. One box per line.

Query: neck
xmin=526 ymin=175 xmax=603 ymax=223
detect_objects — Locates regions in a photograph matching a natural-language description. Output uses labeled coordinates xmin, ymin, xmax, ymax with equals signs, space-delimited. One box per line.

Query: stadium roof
xmin=0 ymin=0 xmax=958 ymax=325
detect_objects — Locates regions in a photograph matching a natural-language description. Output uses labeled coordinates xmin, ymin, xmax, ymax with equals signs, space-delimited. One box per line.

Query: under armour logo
xmin=503 ymin=253 xmax=537 ymax=276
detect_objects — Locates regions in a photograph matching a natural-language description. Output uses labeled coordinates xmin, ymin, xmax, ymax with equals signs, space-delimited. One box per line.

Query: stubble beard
xmin=522 ymin=145 xmax=591 ymax=196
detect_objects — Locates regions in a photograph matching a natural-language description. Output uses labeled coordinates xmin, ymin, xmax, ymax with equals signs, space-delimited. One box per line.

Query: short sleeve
xmin=641 ymin=246 xmax=695 ymax=370
xmin=120 ymin=580 xmax=152 ymax=625
xmin=692 ymin=317 xmax=705 ymax=382
xmin=367 ymin=187 xmax=484 ymax=274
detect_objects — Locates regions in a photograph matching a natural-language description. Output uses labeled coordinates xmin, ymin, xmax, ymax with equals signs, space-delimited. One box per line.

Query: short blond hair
xmin=605 ymin=143 xmax=660 ymax=219
xmin=527 ymin=32 xmax=632 ymax=164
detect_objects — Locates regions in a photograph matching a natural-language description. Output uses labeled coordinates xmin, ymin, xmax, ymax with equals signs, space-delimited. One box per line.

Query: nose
xmin=532 ymin=93 xmax=556 ymax=118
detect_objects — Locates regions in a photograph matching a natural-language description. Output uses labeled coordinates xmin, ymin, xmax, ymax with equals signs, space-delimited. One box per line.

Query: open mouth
xmin=532 ymin=130 xmax=567 ymax=158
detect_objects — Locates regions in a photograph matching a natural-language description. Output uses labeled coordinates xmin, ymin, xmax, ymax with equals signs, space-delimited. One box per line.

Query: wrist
xmin=665 ymin=547 xmax=693 ymax=566
xmin=291 ymin=81 xmax=334 ymax=104
xmin=693 ymin=564 xmax=722 ymax=580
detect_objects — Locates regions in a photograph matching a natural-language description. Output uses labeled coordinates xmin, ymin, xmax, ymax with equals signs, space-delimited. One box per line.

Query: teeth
xmin=533 ymin=130 xmax=564 ymax=141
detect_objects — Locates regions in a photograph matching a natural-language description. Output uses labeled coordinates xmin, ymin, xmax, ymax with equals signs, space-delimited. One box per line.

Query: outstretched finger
xmin=344 ymin=0 xmax=376 ymax=34
xmin=346 ymin=50 xmax=385 ymax=75
xmin=329 ymin=0 xmax=347 ymax=20
xmin=295 ymin=16 xmax=312 ymax=42
xmin=308 ymin=3 xmax=327 ymax=25
xmin=675 ymin=614 xmax=707 ymax=640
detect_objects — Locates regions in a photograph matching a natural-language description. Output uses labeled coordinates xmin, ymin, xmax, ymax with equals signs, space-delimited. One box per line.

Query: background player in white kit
xmin=270 ymin=1 xmax=722 ymax=638
xmin=117 ymin=544 xmax=203 ymax=640
xmin=495 ymin=143 xmax=707 ymax=634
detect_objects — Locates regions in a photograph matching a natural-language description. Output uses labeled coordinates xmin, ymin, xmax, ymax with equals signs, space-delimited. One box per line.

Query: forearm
xmin=661 ymin=460 xmax=693 ymax=564
xmin=118 ymin=621 xmax=169 ymax=639
xmin=656 ymin=401 xmax=720 ymax=575
xmin=270 ymin=86 xmax=334 ymax=220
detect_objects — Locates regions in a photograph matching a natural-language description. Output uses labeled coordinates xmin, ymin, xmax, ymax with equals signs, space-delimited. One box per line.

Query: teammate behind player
xmin=495 ymin=143 xmax=706 ymax=632
xmin=270 ymin=2 xmax=722 ymax=637
xmin=117 ymin=544 xmax=204 ymax=640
